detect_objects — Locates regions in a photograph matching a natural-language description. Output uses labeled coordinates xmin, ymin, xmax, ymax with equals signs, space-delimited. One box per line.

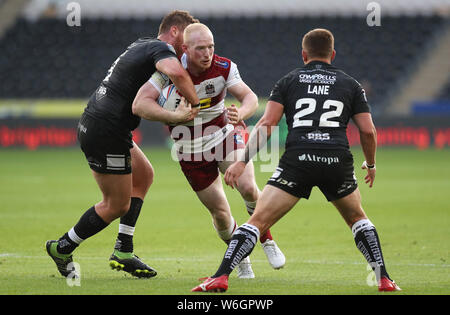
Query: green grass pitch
xmin=0 ymin=147 xmax=449 ymax=295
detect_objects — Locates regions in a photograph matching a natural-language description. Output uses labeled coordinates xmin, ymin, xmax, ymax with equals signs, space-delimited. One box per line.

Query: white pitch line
xmin=1 ymin=253 xmax=449 ymax=268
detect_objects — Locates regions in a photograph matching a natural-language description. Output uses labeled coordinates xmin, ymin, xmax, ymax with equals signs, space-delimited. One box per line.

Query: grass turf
xmin=0 ymin=147 xmax=449 ymax=295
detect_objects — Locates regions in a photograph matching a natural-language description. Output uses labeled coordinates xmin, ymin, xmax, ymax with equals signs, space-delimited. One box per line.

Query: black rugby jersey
xmin=269 ymin=61 xmax=370 ymax=150
xmin=84 ymin=38 xmax=177 ymax=131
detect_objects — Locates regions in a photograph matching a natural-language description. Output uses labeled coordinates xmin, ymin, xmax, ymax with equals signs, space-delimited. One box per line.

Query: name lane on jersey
xmin=300 ymin=66 xmax=336 ymax=96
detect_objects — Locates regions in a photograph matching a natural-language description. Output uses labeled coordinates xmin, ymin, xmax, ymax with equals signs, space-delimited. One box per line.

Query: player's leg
xmin=247 ymin=185 xmax=299 ymax=236
xmin=47 ymin=113 xmax=134 ymax=277
xmin=63 ymin=171 xmax=131 ymax=246
xmin=46 ymin=170 xmax=131 ymax=277
xmin=210 ymin=185 xmax=299 ymax=277
xmin=109 ymin=143 xmax=157 ymax=278
xmin=318 ymin=148 xmax=400 ymax=291
xmin=93 ymin=171 xmax=132 ymax=223
xmin=331 ymin=188 xmax=401 ymax=291
xmin=196 ymin=175 xmax=234 ymax=233
xmin=114 ymin=143 xmax=153 ymax=254
xmin=192 ymin=185 xmax=298 ymax=292
xmin=195 ymin=174 xmax=254 ymax=278
xmin=219 ymin=151 xmax=259 ymax=214
xmin=219 ymin=130 xmax=265 ymax=234
xmin=331 ymin=187 xmax=367 ymax=227
xmin=219 ymin=150 xmax=286 ymax=269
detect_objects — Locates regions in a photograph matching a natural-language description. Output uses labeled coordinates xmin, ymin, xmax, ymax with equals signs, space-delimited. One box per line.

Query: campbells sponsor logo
xmin=298 ymin=153 xmax=339 ymax=164
xmin=299 ymin=73 xmax=336 ymax=84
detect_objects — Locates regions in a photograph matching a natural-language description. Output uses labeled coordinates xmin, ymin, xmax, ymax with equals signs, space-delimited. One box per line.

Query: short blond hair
xmin=183 ymin=23 xmax=213 ymax=45
xmin=302 ymin=28 xmax=334 ymax=59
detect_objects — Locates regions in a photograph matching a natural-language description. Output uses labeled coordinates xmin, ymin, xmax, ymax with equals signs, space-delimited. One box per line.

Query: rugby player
xmin=46 ymin=10 xmax=200 ymax=278
xmin=133 ymin=23 xmax=286 ymax=278
xmin=192 ymin=28 xmax=401 ymax=292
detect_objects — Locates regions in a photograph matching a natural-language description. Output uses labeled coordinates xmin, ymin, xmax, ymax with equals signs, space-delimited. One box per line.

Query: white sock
xmin=119 ymin=223 xmax=135 ymax=236
xmin=214 ymin=217 xmax=237 ymax=242
xmin=68 ymin=227 xmax=84 ymax=245
xmin=245 ymin=200 xmax=257 ymax=215
xmin=351 ymin=218 xmax=375 ymax=238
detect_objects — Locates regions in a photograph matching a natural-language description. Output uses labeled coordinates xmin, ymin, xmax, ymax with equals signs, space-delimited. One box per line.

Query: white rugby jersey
xmin=149 ymin=53 xmax=242 ymax=126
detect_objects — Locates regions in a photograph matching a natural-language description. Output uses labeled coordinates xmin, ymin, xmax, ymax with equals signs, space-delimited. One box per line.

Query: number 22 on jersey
xmin=292 ymin=98 xmax=344 ymax=128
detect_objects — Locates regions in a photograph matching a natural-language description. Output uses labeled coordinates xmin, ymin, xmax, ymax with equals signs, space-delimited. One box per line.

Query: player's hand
xmin=361 ymin=161 xmax=376 ymax=188
xmin=224 ymin=161 xmax=246 ymax=189
xmin=174 ymin=97 xmax=195 ymax=123
xmin=191 ymin=104 xmax=200 ymax=119
xmin=227 ymin=104 xmax=241 ymax=124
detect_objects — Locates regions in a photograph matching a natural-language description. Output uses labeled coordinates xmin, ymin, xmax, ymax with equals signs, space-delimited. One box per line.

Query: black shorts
xmin=266 ymin=149 xmax=358 ymax=201
xmin=77 ymin=112 xmax=133 ymax=174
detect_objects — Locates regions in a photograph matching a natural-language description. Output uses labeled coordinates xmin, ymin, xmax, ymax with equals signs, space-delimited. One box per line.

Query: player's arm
xmin=224 ymin=101 xmax=284 ymax=188
xmin=132 ymin=81 xmax=194 ymax=124
xmin=155 ymin=57 xmax=200 ymax=114
xmin=352 ymin=112 xmax=377 ymax=187
xmin=227 ymin=82 xmax=258 ymax=124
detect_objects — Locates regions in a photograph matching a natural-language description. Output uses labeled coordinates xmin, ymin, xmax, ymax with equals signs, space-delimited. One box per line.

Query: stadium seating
xmin=0 ymin=14 xmax=446 ymax=116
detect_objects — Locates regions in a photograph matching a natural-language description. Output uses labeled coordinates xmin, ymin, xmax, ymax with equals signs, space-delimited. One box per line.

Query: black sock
xmin=56 ymin=232 xmax=79 ymax=254
xmin=57 ymin=206 xmax=109 ymax=254
xmin=352 ymin=219 xmax=390 ymax=281
xmin=212 ymin=223 xmax=260 ymax=278
xmin=114 ymin=197 xmax=143 ymax=253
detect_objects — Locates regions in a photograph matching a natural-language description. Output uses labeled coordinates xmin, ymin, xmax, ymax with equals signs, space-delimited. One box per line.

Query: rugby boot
xmin=261 ymin=239 xmax=286 ymax=269
xmin=45 ymin=240 xmax=74 ymax=278
xmin=236 ymin=256 xmax=255 ymax=278
xmin=109 ymin=250 xmax=157 ymax=278
xmin=191 ymin=275 xmax=229 ymax=292
xmin=378 ymin=276 xmax=402 ymax=291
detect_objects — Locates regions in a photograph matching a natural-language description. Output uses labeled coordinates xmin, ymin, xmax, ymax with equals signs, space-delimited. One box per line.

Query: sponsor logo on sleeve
xmin=215 ymin=60 xmax=230 ymax=68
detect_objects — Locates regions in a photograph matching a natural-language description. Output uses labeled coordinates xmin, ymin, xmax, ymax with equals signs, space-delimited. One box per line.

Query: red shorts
xmin=177 ymin=118 xmax=248 ymax=192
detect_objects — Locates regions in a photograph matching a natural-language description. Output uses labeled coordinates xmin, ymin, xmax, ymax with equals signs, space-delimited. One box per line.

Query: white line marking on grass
xmin=2 ymin=253 xmax=449 ymax=268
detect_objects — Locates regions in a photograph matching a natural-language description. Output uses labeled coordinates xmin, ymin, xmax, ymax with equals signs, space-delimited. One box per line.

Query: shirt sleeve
xmin=268 ymin=76 xmax=287 ymax=105
xmin=181 ymin=53 xmax=188 ymax=69
xmin=148 ymin=71 xmax=170 ymax=94
xmin=225 ymin=61 xmax=243 ymax=88
xmin=352 ymin=80 xmax=371 ymax=114
xmin=149 ymin=41 xmax=178 ymax=65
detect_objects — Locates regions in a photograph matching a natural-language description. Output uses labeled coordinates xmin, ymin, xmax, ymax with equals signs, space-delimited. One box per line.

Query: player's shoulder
xmin=213 ymin=54 xmax=232 ymax=70
xmin=285 ymin=67 xmax=304 ymax=78
xmin=131 ymin=37 xmax=176 ymax=55
xmin=204 ymin=54 xmax=234 ymax=80
xmin=277 ymin=67 xmax=304 ymax=87
xmin=331 ymin=65 xmax=361 ymax=88
xmin=129 ymin=37 xmax=158 ymax=48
